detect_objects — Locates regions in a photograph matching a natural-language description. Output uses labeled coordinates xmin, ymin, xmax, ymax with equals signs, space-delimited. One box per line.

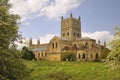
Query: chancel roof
xmin=76 ymin=37 xmax=95 ymax=41
xmin=32 ymin=47 xmax=47 ymax=52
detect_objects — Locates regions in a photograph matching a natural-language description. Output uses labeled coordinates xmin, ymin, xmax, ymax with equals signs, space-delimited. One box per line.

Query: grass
xmin=24 ymin=60 xmax=120 ymax=80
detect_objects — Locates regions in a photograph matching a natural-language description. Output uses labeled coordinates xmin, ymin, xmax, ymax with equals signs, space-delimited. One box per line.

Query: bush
xmin=101 ymin=48 xmax=110 ymax=59
xmin=61 ymin=51 xmax=76 ymax=61
xmin=0 ymin=48 xmax=30 ymax=80
xmin=21 ymin=46 xmax=35 ymax=60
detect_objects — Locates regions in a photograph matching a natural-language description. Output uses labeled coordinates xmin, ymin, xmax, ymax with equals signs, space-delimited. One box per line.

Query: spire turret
xmin=61 ymin=16 xmax=63 ymax=20
xmin=29 ymin=38 xmax=32 ymax=46
xmin=37 ymin=39 xmax=40 ymax=45
xmin=98 ymin=40 xmax=100 ymax=44
xmin=78 ymin=16 xmax=80 ymax=21
xmin=70 ymin=13 xmax=73 ymax=18
xmin=104 ymin=41 xmax=106 ymax=48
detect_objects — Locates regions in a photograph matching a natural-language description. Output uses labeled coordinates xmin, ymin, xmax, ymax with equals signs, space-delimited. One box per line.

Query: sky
xmin=9 ymin=0 xmax=120 ymax=46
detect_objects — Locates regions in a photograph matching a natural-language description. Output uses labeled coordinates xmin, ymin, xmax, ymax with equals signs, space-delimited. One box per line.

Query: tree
xmin=22 ymin=46 xmax=35 ymax=60
xmin=0 ymin=0 xmax=30 ymax=79
xmin=101 ymin=48 xmax=110 ymax=59
xmin=0 ymin=48 xmax=30 ymax=80
xmin=61 ymin=51 xmax=76 ymax=61
xmin=106 ymin=26 xmax=120 ymax=70
xmin=0 ymin=0 xmax=20 ymax=49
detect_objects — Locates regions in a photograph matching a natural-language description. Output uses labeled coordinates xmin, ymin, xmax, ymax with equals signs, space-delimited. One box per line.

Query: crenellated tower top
xmin=61 ymin=14 xmax=81 ymax=41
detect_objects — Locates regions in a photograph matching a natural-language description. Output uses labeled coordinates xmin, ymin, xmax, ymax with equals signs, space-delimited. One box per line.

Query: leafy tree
xmin=0 ymin=48 xmax=30 ymax=80
xmin=22 ymin=46 xmax=35 ymax=60
xmin=106 ymin=26 xmax=120 ymax=70
xmin=101 ymin=48 xmax=110 ymax=59
xmin=0 ymin=0 xmax=30 ymax=79
xmin=61 ymin=51 xmax=76 ymax=61
xmin=0 ymin=0 xmax=20 ymax=49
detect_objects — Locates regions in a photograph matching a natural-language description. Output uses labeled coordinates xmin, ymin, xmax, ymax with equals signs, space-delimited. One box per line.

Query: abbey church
xmin=29 ymin=14 xmax=106 ymax=61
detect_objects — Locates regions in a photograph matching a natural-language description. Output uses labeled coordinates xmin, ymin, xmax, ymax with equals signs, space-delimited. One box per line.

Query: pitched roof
xmin=76 ymin=37 xmax=95 ymax=41
xmin=50 ymin=36 xmax=70 ymax=42
xmin=32 ymin=47 xmax=47 ymax=51
xmin=63 ymin=45 xmax=78 ymax=50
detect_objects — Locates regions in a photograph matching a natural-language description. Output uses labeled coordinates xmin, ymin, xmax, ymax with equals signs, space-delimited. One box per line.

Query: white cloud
xmin=15 ymin=34 xmax=58 ymax=50
xmin=40 ymin=34 xmax=57 ymax=43
xmin=31 ymin=34 xmax=57 ymax=44
xmin=15 ymin=38 xmax=29 ymax=50
xmin=9 ymin=0 xmax=84 ymax=21
xmin=82 ymin=31 xmax=112 ymax=44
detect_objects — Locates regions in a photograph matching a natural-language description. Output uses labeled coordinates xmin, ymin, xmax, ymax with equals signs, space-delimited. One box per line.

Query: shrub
xmin=61 ymin=51 xmax=76 ymax=61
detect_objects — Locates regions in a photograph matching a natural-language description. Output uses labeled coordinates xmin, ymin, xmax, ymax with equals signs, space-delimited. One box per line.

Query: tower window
xmin=77 ymin=34 xmax=79 ymax=37
xmin=67 ymin=32 xmax=69 ymax=36
xmin=63 ymin=33 xmax=65 ymax=37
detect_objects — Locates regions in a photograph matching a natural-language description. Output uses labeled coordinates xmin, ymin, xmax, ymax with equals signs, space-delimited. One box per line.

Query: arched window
xmin=96 ymin=53 xmax=99 ymax=59
xmin=63 ymin=33 xmax=65 ymax=37
xmin=74 ymin=32 xmax=75 ymax=36
xmin=45 ymin=52 xmax=47 ymax=56
xmin=77 ymin=34 xmax=79 ymax=37
xmin=74 ymin=43 xmax=76 ymax=46
xmin=78 ymin=54 xmax=81 ymax=59
xmin=41 ymin=52 xmax=43 ymax=56
xmin=52 ymin=43 xmax=54 ymax=48
xmin=82 ymin=53 xmax=85 ymax=59
xmin=90 ymin=53 xmax=93 ymax=59
xmin=56 ymin=42 xmax=57 ymax=48
xmin=38 ymin=53 xmax=40 ymax=57
xmin=67 ymin=32 xmax=69 ymax=36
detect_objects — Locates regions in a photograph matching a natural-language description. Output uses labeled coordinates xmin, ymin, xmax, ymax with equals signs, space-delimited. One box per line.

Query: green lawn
xmin=25 ymin=60 xmax=120 ymax=80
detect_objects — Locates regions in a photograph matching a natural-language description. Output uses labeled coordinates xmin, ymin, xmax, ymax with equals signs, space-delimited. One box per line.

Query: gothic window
xmin=77 ymin=34 xmax=79 ymax=37
xmin=56 ymin=42 xmax=58 ymax=48
xmin=38 ymin=53 xmax=40 ymax=57
xmin=82 ymin=53 xmax=85 ymax=59
xmin=92 ymin=44 xmax=94 ymax=47
xmin=63 ymin=33 xmax=65 ymax=37
xmin=52 ymin=43 xmax=54 ymax=48
xmin=96 ymin=53 xmax=99 ymax=59
xmin=67 ymin=32 xmax=69 ymax=36
xmin=45 ymin=52 xmax=47 ymax=56
xmin=90 ymin=53 xmax=93 ymax=59
xmin=74 ymin=32 xmax=75 ymax=36
xmin=41 ymin=52 xmax=43 ymax=56
xmin=78 ymin=54 xmax=81 ymax=59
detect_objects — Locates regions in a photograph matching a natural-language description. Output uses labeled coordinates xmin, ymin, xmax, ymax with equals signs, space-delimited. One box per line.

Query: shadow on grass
xmin=47 ymin=71 xmax=72 ymax=80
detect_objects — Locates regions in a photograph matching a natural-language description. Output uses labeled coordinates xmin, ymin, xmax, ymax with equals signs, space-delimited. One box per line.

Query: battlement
xmin=61 ymin=13 xmax=81 ymax=41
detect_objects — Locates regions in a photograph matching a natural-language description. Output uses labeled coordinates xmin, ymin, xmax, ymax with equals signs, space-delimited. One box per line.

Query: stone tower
xmin=61 ymin=13 xmax=81 ymax=41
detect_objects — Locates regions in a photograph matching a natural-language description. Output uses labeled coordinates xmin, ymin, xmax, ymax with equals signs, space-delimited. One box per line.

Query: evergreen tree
xmin=22 ymin=46 xmax=35 ymax=60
